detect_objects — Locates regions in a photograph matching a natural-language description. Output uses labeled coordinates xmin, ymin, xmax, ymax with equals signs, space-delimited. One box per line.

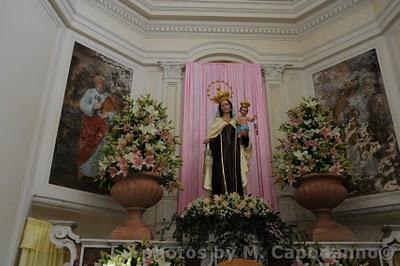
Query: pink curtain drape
xmin=178 ymin=63 xmax=278 ymax=212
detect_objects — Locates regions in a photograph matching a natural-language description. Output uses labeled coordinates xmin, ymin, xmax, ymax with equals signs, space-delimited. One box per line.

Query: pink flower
xmin=288 ymin=118 xmax=299 ymax=126
xmin=279 ymin=137 xmax=292 ymax=152
xmin=298 ymin=163 xmax=308 ymax=176
xmin=140 ymin=134 xmax=150 ymax=142
xmin=144 ymin=154 xmax=155 ymax=169
xmin=131 ymin=153 xmax=143 ymax=171
xmin=125 ymin=133 xmax=134 ymax=143
xmin=145 ymin=149 xmax=154 ymax=157
xmin=304 ymin=140 xmax=317 ymax=150
xmin=143 ymin=258 xmax=153 ymax=266
xmin=117 ymin=137 xmax=127 ymax=149
xmin=294 ymin=130 xmax=302 ymax=139
xmin=321 ymin=127 xmax=331 ymax=139
xmin=323 ymin=257 xmax=337 ymax=265
xmin=117 ymin=159 xmax=128 ymax=177
xmin=287 ymin=174 xmax=297 ymax=185
xmin=331 ymin=127 xmax=341 ymax=139
xmin=330 ymin=148 xmax=337 ymax=160
xmin=329 ymin=163 xmax=344 ymax=174
xmin=152 ymin=166 xmax=161 ymax=175
xmin=108 ymin=167 xmax=119 ymax=178
xmin=161 ymin=131 xmax=171 ymax=141
xmin=236 ymin=202 xmax=245 ymax=210
xmin=123 ymin=123 xmax=131 ymax=132
xmin=291 ymin=260 xmax=305 ymax=266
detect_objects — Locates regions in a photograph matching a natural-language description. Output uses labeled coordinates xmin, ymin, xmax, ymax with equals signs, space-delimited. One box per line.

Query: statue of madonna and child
xmin=203 ymin=84 xmax=257 ymax=196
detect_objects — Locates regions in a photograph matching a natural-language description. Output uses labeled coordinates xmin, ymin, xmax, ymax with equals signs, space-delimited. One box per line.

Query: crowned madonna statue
xmin=203 ymin=84 xmax=253 ymax=195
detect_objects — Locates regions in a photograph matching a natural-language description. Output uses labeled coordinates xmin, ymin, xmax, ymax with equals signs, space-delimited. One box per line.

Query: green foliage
xmin=98 ymin=240 xmax=183 ymax=266
xmin=167 ymin=193 xmax=298 ymax=261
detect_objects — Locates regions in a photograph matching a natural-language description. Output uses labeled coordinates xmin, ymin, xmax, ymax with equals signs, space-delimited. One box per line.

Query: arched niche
xmin=195 ymin=53 xmax=253 ymax=63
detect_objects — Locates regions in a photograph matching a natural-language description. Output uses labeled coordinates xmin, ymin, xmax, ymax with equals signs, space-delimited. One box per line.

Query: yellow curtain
xmin=18 ymin=217 xmax=65 ymax=266
xmin=394 ymin=251 xmax=400 ymax=266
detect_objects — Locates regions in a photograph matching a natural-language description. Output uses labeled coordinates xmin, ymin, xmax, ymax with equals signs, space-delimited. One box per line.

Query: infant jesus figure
xmin=237 ymin=98 xmax=256 ymax=138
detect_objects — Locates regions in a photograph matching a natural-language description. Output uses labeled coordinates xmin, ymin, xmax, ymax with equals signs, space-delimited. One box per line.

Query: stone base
xmin=111 ymin=208 xmax=154 ymax=240
xmin=310 ymin=209 xmax=355 ymax=241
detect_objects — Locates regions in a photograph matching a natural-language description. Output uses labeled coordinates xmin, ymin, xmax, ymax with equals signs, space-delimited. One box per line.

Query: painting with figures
xmin=49 ymin=42 xmax=133 ymax=194
xmin=313 ymin=49 xmax=400 ymax=195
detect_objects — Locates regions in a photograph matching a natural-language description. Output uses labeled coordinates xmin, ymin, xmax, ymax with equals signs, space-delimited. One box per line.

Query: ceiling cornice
xmin=83 ymin=0 xmax=370 ymax=38
xmin=120 ymin=0 xmax=330 ymax=21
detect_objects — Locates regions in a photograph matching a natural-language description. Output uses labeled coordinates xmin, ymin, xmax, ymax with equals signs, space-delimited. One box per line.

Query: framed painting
xmin=49 ymin=42 xmax=133 ymax=194
xmin=313 ymin=49 xmax=400 ymax=196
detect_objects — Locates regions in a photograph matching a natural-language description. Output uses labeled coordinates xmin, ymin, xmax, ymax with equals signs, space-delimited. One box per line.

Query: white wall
xmin=0 ymin=0 xmax=61 ymax=264
xmin=384 ymin=10 xmax=400 ymax=94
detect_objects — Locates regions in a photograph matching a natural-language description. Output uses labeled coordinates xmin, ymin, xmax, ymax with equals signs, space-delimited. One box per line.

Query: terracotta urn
xmin=294 ymin=173 xmax=353 ymax=241
xmin=110 ymin=173 xmax=163 ymax=240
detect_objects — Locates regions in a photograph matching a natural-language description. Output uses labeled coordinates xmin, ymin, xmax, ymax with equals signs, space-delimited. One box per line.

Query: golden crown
xmin=207 ymin=80 xmax=233 ymax=104
xmin=240 ymin=98 xmax=251 ymax=109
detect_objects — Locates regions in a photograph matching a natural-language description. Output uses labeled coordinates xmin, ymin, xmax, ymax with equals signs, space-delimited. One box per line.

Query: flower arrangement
xmin=169 ymin=193 xmax=296 ymax=260
xmin=96 ymin=94 xmax=182 ymax=191
xmin=98 ymin=240 xmax=183 ymax=266
xmin=273 ymin=97 xmax=356 ymax=187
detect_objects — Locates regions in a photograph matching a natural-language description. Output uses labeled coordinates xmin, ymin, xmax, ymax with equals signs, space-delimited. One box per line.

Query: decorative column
xmin=158 ymin=62 xmax=184 ymax=239
xmin=159 ymin=62 xmax=184 ymax=133
xmin=262 ymin=64 xmax=297 ymax=223
xmin=262 ymin=64 xmax=286 ymax=148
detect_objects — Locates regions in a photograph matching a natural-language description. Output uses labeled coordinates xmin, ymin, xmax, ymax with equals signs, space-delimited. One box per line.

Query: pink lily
xmin=117 ymin=159 xmax=129 ymax=177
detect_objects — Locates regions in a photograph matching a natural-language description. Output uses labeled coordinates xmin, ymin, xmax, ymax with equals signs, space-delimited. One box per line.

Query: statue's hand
xmin=100 ymin=112 xmax=109 ymax=119
xmin=203 ymin=138 xmax=209 ymax=144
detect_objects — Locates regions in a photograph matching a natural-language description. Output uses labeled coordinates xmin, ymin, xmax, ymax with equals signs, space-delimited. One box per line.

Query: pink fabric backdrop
xmin=178 ymin=63 xmax=278 ymax=212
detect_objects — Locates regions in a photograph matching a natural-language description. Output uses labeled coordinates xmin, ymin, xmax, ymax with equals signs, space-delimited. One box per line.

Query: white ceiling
xmin=119 ymin=0 xmax=331 ymax=22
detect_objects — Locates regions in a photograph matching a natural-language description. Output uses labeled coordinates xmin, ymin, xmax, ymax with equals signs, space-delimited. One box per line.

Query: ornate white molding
xmin=84 ymin=0 xmax=369 ymax=38
xmin=297 ymin=0 xmax=368 ymax=34
xmin=382 ymin=225 xmax=400 ymax=245
xmin=49 ymin=220 xmax=80 ymax=266
xmin=159 ymin=62 xmax=184 ymax=80
xmin=334 ymin=190 xmax=400 ymax=217
xmin=124 ymin=0 xmax=322 ymax=19
xmin=262 ymin=64 xmax=286 ymax=81
xmin=381 ymin=225 xmax=400 ymax=266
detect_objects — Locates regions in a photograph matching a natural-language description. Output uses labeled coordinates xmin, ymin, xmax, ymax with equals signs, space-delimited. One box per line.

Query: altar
xmin=49 ymin=221 xmax=400 ymax=266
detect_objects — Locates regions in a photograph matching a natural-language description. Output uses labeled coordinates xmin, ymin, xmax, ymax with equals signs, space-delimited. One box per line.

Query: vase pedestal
xmin=310 ymin=209 xmax=353 ymax=242
xmin=111 ymin=207 xmax=154 ymax=240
